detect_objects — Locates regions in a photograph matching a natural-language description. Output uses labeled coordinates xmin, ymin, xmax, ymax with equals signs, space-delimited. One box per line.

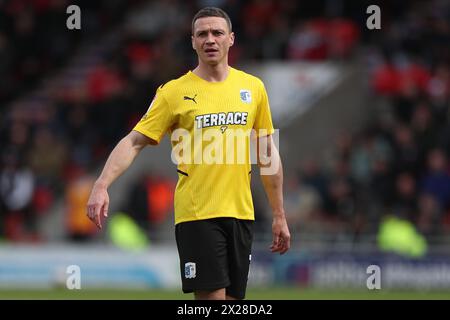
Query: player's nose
xmin=206 ymin=32 xmax=215 ymax=44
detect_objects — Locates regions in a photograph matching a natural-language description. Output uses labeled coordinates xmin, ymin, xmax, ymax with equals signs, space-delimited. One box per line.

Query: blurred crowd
xmin=0 ymin=0 xmax=448 ymax=243
xmin=0 ymin=0 xmax=140 ymax=241
xmin=287 ymin=0 xmax=450 ymax=241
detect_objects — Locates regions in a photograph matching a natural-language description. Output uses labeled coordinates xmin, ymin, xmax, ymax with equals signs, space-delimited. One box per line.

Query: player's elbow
xmin=256 ymin=155 xmax=271 ymax=168
xmin=258 ymin=155 xmax=282 ymax=176
xmin=128 ymin=130 xmax=152 ymax=151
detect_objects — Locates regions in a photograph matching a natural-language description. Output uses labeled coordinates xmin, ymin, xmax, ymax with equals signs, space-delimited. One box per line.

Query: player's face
xmin=192 ymin=17 xmax=234 ymax=66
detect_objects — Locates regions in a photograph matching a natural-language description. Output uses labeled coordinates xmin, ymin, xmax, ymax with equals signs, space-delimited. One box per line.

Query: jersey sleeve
xmin=253 ymin=79 xmax=275 ymax=137
xmin=133 ymin=86 xmax=174 ymax=144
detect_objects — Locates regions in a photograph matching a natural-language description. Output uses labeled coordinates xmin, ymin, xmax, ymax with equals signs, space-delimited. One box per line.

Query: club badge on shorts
xmin=240 ymin=90 xmax=251 ymax=104
xmin=184 ymin=262 xmax=196 ymax=279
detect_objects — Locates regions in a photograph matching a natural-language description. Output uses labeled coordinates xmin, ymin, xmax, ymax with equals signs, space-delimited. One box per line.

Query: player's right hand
xmin=86 ymin=182 xmax=109 ymax=230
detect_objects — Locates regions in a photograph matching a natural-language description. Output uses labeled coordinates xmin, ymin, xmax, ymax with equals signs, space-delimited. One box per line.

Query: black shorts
xmin=175 ymin=217 xmax=253 ymax=299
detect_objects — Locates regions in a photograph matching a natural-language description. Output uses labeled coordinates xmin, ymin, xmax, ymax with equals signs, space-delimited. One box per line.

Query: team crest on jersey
xmin=240 ymin=90 xmax=251 ymax=104
xmin=185 ymin=262 xmax=196 ymax=279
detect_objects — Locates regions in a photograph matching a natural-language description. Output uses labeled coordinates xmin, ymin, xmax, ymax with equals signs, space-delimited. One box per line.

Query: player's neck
xmin=193 ymin=62 xmax=230 ymax=83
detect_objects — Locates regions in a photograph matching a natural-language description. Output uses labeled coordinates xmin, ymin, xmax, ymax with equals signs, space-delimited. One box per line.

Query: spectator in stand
xmin=0 ymin=151 xmax=36 ymax=241
xmin=420 ymin=149 xmax=450 ymax=213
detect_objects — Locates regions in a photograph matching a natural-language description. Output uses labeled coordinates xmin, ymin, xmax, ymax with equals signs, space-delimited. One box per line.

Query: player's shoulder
xmin=232 ymin=67 xmax=265 ymax=87
xmin=156 ymin=71 xmax=193 ymax=93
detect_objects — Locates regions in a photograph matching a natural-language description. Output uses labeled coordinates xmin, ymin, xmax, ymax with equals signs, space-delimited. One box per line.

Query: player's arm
xmin=257 ymin=134 xmax=291 ymax=254
xmin=86 ymin=130 xmax=152 ymax=229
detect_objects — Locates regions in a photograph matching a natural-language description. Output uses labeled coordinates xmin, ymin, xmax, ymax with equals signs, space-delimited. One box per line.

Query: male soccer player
xmin=87 ymin=7 xmax=290 ymax=300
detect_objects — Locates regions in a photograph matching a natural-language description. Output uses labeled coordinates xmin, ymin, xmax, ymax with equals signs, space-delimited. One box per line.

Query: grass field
xmin=1 ymin=287 xmax=450 ymax=300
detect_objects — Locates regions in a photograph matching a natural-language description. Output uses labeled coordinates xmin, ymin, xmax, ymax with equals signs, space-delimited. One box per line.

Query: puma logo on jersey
xmin=195 ymin=112 xmax=248 ymax=129
xmin=184 ymin=94 xmax=197 ymax=104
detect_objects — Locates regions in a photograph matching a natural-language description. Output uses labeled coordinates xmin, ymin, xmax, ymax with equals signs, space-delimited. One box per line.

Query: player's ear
xmin=229 ymin=32 xmax=235 ymax=47
xmin=191 ymin=35 xmax=196 ymax=50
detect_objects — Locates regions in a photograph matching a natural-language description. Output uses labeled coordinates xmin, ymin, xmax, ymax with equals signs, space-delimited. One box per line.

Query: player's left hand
xmin=270 ymin=214 xmax=291 ymax=255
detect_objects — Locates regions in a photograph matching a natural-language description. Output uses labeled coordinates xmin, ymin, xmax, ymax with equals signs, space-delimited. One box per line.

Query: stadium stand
xmin=0 ymin=0 xmax=448 ymax=251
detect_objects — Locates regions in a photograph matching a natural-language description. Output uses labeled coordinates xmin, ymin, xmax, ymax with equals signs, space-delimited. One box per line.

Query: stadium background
xmin=0 ymin=0 xmax=449 ymax=299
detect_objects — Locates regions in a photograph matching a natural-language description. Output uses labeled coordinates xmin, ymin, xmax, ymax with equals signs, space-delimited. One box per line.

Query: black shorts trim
xmin=175 ymin=217 xmax=253 ymax=299
xmin=181 ymin=281 xmax=230 ymax=294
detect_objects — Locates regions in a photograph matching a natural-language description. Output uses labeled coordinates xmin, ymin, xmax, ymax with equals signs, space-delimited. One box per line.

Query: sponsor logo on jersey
xmin=195 ymin=112 xmax=248 ymax=130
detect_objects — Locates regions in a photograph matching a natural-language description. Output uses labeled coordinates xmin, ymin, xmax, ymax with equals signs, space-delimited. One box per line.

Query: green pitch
xmin=1 ymin=287 xmax=450 ymax=300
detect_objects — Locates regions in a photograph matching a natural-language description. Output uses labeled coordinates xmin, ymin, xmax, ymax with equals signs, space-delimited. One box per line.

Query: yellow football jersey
xmin=133 ymin=67 xmax=274 ymax=224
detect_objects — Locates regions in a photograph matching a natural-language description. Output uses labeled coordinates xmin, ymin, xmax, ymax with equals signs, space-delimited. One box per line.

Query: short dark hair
xmin=192 ymin=7 xmax=232 ymax=34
